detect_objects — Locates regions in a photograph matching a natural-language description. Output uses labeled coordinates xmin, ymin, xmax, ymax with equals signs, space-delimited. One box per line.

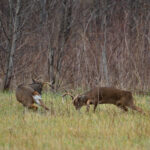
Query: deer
xmin=16 ymin=84 xmax=49 ymax=111
xmin=62 ymin=87 xmax=144 ymax=113
xmin=28 ymin=78 xmax=52 ymax=94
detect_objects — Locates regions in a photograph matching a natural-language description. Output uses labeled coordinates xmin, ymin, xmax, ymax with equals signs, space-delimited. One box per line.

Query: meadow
xmin=0 ymin=91 xmax=150 ymax=150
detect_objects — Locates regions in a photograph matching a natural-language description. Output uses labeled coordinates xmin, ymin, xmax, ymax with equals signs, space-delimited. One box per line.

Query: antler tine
xmin=62 ymin=88 xmax=74 ymax=94
xmin=43 ymin=82 xmax=53 ymax=88
xmin=62 ymin=88 xmax=69 ymax=93
xmin=62 ymin=92 xmax=74 ymax=100
xmin=43 ymin=82 xmax=51 ymax=85
xmin=32 ymin=72 xmax=41 ymax=80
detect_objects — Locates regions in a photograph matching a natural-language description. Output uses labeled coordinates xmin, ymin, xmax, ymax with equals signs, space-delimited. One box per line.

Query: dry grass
xmin=0 ymin=92 xmax=150 ymax=150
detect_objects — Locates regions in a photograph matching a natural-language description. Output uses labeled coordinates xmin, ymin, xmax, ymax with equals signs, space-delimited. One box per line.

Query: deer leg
xmin=39 ymin=100 xmax=49 ymax=111
xmin=118 ymin=105 xmax=128 ymax=112
xmin=86 ymin=100 xmax=90 ymax=112
xmin=86 ymin=105 xmax=90 ymax=112
xmin=23 ymin=107 xmax=27 ymax=114
xmin=93 ymin=102 xmax=98 ymax=113
xmin=128 ymin=104 xmax=143 ymax=113
xmin=116 ymin=100 xmax=128 ymax=112
xmin=33 ymin=96 xmax=49 ymax=111
xmin=28 ymin=104 xmax=38 ymax=111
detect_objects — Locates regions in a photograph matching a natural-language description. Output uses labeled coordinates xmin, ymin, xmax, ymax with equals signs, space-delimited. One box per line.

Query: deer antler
xmin=43 ymin=82 xmax=53 ymax=88
xmin=32 ymin=72 xmax=42 ymax=81
xmin=43 ymin=81 xmax=51 ymax=85
xmin=62 ymin=92 xmax=75 ymax=103
xmin=62 ymin=93 xmax=74 ymax=100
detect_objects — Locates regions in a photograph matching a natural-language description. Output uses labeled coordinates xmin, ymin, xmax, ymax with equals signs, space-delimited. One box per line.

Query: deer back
xmin=82 ymin=87 xmax=133 ymax=104
xmin=16 ymin=84 xmax=35 ymax=106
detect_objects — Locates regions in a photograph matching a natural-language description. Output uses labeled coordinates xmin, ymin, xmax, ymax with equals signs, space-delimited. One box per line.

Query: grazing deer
xmin=16 ymin=84 xmax=49 ymax=111
xmin=63 ymin=87 xmax=143 ymax=113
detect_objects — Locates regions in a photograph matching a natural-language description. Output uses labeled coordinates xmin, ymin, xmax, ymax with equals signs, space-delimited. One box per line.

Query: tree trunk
xmin=56 ymin=0 xmax=72 ymax=89
xmin=48 ymin=47 xmax=55 ymax=89
xmin=3 ymin=0 xmax=21 ymax=91
xmin=101 ymin=15 xmax=109 ymax=86
xmin=40 ymin=0 xmax=47 ymax=24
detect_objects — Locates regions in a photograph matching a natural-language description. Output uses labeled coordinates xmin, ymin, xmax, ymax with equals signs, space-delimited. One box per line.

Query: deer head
xmin=29 ymin=78 xmax=52 ymax=94
xmin=62 ymin=92 xmax=87 ymax=110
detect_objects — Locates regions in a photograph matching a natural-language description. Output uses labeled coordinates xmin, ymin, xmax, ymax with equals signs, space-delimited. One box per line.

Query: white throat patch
xmin=33 ymin=95 xmax=42 ymax=105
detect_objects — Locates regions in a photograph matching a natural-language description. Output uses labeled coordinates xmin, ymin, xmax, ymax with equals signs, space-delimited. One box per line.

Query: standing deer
xmin=63 ymin=87 xmax=143 ymax=113
xmin=16 ymin=84 xmax=49 ymax=111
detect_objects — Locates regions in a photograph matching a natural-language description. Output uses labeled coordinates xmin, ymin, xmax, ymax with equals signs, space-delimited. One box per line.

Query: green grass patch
xmin=0 ymin=92 xmax=150 ymax=150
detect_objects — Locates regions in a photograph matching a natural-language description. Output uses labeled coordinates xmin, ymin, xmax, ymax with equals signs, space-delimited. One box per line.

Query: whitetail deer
xmin=16 ymin=84 xmax=49 ymax=111
xmin=29 ymin=78 xmax=52 ymax=94
xmin=63 ymin=87 xmax=143 ymax=113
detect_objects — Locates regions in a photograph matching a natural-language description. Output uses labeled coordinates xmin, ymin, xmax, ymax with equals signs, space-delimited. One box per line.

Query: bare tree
xmin=3 ymin=0 xmax=21 ymax=90
xmin=0 ymin=0 xmax=149 ymax=91
xmin=101 ymin=15 xmax=109 ymax=86
xmin=39 ymin=0 xmax=47 ymax=24
xmin=56 ymin=0 xmax=73 ymax=89
xmin=48 ymin=47 xmax=55 ymax=89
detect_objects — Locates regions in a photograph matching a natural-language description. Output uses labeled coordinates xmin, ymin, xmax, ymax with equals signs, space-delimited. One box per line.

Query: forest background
xmin=0 ymin=0 xmax=149 ymax=92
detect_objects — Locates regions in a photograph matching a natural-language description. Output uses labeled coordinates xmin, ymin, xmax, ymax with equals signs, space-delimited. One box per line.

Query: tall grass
xmin=0 ymin=92 xmax=150 ymax=150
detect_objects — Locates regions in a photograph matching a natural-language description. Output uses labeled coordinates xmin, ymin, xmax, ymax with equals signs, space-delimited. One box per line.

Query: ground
xmin=0 ymin=92 xmax=150 ymax=150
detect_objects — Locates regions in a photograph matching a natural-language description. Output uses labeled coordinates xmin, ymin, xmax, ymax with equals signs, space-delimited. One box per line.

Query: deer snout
xmin=75 ymin=105 xmax=81 ymax=110
xmin=73 ymin=100 xmax=82 ymax=110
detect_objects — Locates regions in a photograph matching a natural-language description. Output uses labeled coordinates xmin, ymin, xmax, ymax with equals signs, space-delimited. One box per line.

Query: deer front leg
xmin=116 ymin=99 xmax=128 ymax=112
xmin=33 ymin=94 xmax=49 ymax=111
xmin=93 ymin=102 xmax=98 ymax=113
xmin=128 ymin=104 xmax=144 ymax=114
xmin=86 ymin=100 xmax=90 ymax=112
xmin=118 ymin=105 xmax=128 ymax=112
xmin=39 ymin=100 xmax=50 ymax=111
xmin=28 ymin=104 xmax=38 ymax=111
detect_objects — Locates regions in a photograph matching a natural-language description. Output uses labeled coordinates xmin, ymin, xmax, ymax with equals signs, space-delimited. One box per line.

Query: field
xmin=0 ymin=92 xmax=150 ymax=150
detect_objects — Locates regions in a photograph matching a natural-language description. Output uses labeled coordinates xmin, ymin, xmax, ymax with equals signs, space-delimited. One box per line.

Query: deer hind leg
xmin=128 ymin=103 xmax=143 ymax=113
xmin=116 ymin=100 xmax=128 ymax=112
xmin=28 ymin=104 xmax=38 ymax=111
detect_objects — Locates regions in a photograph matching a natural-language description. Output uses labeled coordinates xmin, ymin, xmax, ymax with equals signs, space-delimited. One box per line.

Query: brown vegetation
xmin=0 ymin=0 xmax=149 ymax=91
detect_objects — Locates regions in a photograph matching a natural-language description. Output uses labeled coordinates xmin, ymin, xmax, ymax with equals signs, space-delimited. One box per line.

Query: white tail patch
xmin=32 ymin=95 xmax=42 ymax=105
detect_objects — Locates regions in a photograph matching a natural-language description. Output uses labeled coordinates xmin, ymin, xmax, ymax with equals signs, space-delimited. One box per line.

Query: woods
xmin=0 ymin=0 xmax=150 ymax=91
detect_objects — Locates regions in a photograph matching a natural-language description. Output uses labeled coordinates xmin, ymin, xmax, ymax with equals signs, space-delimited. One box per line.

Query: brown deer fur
xmin=16 ymin=84 xmax=49 ymax=111
xmin=64 ymin=87 xmax=143 ymax=113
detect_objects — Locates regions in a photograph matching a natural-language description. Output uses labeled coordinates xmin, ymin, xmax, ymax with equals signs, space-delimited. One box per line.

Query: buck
xmin=63 ymin=87 xmax=143 ymax=113
xmin=29 ymin=78 xmax=52 ymax=94
xmin=16 ymin=84 xmax=49 ymax=111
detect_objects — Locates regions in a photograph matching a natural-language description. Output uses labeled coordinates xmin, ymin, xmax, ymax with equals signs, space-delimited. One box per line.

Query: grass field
xmin=0 ymin=91 xmax=150 ymax=150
